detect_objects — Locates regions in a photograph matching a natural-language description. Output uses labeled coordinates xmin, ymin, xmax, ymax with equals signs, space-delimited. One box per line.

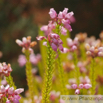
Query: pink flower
xmin=61 ymin=26 xmax=67 ymax=35
xmin=49 ymin=8 xmax=57 ymax=19
xmin=16 ymin=36 xmax=37 ymax=50
xmin=67 ymin=37 xmax=78 ymax=52
xmin=18 ymin=55 xmax=26 ymax=67
xmin=79 ymin=84 xmax=84 ymax=89
xmin=83 ymin=84 xmax=92 ymax=89
xmin=75 ymin=89 xmax=80 ymax=95
xmin=0 ymin=63 xmax=12 ymax=77
xmin=71 ymin=84 xmax=77 ymax=89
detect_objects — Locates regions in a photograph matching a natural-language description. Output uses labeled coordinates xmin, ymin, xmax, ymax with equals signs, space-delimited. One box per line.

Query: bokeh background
xmin=0 ymin=0 xmax=103 ymax=93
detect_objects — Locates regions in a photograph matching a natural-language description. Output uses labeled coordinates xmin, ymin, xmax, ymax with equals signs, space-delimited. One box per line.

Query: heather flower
xmin=67 ymin=37 xmax=78 ymax=52
xmin=37 ymin=33 xmax=64 ymax=52
xmin=79 ymin=84 xmax=84 ymax=89
xmin=75 ymin=89 xmax=80 ymax=95
xmin=76 ymin=32 xmax=87 ymax=43
xmin=71 ymin=84 xmax=77 ymax=89
xmin=0 ymin=62 xmax=12 ymax=76
xmin=79 ymin=76 xmax=90 ymax=84
xmin=0 ymin=85 xmax=24 ymax=103
xmin=16 ymin=36 xmax=37 ymax=53
xmin=85 ymin=43 xmax=103 ymax=58
xmin=83 ymin=84 xmax=92 ymax=89
xmin=18 ymin=53 xmax=41 ymax=67
xmin=49 ymin=8 xmax=57 ymax=19
xmin=18 ymin=55 xmax=26 ymax=67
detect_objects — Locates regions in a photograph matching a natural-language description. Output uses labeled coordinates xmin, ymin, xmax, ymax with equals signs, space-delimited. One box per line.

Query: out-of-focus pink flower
xmin=79 ymin=84 xmax=84 ymax=89
xmin=60 ymin=26 xmax=67 ymax=35
xmin=1 ymin=79 xmax=7 ymax=86
xmin=18 ymin=53 xmax=41 ymax=67
xmin=83 ymin=84 xmax=92 ymax=89
xmin=71 ymin=84 xmax=77 ymax=89
xmin=85 ymin=43 xmax=103 ymax=58
xmin=75 ymin=89 xmax=80 ymax=95
xmin=18 ymin=55 xmax=26 ymax=67
xmin=79 ymin=76 xmax=90 ymax=84
xmin=67 ymin=37 xmax=78 ymax=52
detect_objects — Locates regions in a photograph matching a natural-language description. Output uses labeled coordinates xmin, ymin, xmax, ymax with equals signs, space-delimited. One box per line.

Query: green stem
xmin=90 ymin=58 xmax=96 ymax=95
xmin=57 ymin=50 xmax=67 ymax=94
xmin=80 ymin=43 xmax=86 ymax=60
xmin=42 ymin=43 xmax=54 ymax=103
xmin=6 ymin=74 xmax=16 ymax=89
xmin=73 ymin=52 xmax=80 ymax=85
xmin=25 ymin=50 xmax=34 ymax=103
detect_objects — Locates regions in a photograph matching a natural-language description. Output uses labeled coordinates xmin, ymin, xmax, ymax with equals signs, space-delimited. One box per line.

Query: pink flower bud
xmin=83 ymin=84 xmax=92 ymax=89
xmin=14 ymin=88 xmax=24 ymax=95
xmin=0 ymin=85 xmax=5 ymax=93
xmin=49 ymin=8 xmax=57 ymax=19
xmin=75 ymin=89 xmax=80 ymax=95
xmin=79 ymin=84 xmax=84 ymax=89
xmin=16 ymin=40 xmax=23 ymax=46
xmin=36 ymin=36 xmax=46 ymax=41
xmin=61 ymin=26 xmax=67 ymax=35
xmin=71 ymin=84 xmax=77 ymax=89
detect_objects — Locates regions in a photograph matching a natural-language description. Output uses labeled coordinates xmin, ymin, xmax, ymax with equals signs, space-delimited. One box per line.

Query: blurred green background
xmin=0 ymin=0 xmax=103 ymax=92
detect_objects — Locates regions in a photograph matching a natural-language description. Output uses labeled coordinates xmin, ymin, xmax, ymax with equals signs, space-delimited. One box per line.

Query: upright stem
xmin=73 ymin=52 xmax=80 ymax=85
xmin=25 ymin=50 xmax=34 ymax=103
xmin=57 ymin=50 xmax=67 ymax=94
xmin=6 ymin=74 xmax=16 ymax=89
xmin=42 ymin=43 xmax=54 ymax=103
xmin=90 ymin=58 xmax=96 ymax=95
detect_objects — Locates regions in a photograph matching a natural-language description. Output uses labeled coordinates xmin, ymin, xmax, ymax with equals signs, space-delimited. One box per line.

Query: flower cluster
xmin=0 ymin=63 xmax=12 ymax=76
xmin=18 ymin=53 xmax=41 ymax=67
xmin=0 ymin=85 xmax=24 ymax=103
xmin=85 ymin=43 xmax=103 ymax=58
xmin=49 ymin=8 xmax=74 ymax=32
xmin=40 ymin=8 xmax=74 ymax=36
xmin=37 ymin=33 xmax=64 ymax=52
xmin=16 ymin=36 xmax=37 ymax=53
xmin=71 ymin=83 xmax=92 ymax=94
xmin=76 ymin=32 xmax=87 ymax=43
xmin=67 ymin=37 xmax=79 ymax=52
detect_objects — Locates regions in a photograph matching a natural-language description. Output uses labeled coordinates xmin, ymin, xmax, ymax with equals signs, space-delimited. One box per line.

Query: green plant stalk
xmin=80 ymin=43 xmax=86 ymax=60
xmin=73 ymin=52 xmax=80 ymax=85
xmin=57 ymin=50 xmax=67 ymax=94
xmin=90 ymin=58 xmax=96 ymax=95
xmin=25 ymin=50 xmax=34 ymax=103
xmin=42 ymin=43 xmax=54 ymax=103
xmin=6 ymin=74 xmax=16 ymax=89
